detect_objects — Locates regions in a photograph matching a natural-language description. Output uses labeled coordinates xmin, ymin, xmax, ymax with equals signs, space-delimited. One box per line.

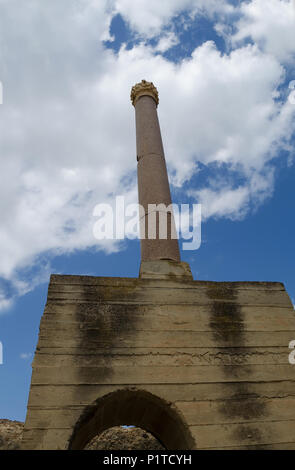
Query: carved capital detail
xmin=131 ymin=80 xmax=159 ymax=107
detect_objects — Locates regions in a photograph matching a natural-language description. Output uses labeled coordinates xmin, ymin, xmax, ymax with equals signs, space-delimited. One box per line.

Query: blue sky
xmin=0 ymin=0 xmax=294 ymax=422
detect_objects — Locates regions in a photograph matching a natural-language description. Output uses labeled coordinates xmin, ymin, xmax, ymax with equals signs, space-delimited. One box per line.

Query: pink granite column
xmin=131 ymin=80 xmax=181 ymax=262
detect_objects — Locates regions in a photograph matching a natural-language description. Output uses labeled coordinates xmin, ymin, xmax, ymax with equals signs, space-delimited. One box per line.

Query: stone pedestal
xmin=22 ymin=273 xmax=295 ymax=450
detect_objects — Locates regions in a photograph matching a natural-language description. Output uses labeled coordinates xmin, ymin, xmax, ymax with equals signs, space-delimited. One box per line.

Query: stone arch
xmin=68 ymin=388 xmax=195 ymax=450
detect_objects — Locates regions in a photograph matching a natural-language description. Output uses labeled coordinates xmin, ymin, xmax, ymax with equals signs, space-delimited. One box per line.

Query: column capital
xmin=131 ymin=80 xmax=159 ymax=107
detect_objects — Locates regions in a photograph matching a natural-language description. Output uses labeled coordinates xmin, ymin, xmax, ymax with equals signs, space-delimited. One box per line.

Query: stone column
xmin=131 ymin=80 xmax=181 ymax=263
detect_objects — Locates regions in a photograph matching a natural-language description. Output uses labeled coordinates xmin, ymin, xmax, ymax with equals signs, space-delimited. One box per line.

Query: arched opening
xmin=68 ymin=389 xmax=195 ymax=450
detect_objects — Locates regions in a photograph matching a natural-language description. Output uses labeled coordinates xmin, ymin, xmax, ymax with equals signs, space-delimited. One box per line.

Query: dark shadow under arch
xmin=68 ymin=389 xmax=195 ymax=450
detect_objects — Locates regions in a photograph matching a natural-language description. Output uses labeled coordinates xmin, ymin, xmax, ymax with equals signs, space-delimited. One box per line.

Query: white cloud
xmin=194 ymin=185 xmax=250 ymax=220
xmin=232 ymin=0 xmax=295 ymax=63
xmin=190 ymin=167 xmax=275 ymax=220
xmin=0 ymin=293 xmax=13 ymax=312
xmin=20 ymin=353 xmax=32 ymax=360
xmin=0 ymin=0 xmax=294 ymax=309
xmin=158 ymin=41 xmax=291 ymax=172
xmin=154 ymin=32 xmax=179 ymax=53
xmin=112 ymin=0 xmax=233 ymax=37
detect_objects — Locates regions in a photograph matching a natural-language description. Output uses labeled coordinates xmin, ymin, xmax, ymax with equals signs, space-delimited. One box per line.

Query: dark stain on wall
xmin=208 ymin=284 xmax=267 ymax=445
xmin=73 ymin=280 xmax=141 ymax=383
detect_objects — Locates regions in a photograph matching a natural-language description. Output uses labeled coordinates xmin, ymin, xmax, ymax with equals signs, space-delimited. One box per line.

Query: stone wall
xmin=22 ymin=273 xmax=295 ymax=449
xmin=0 ymin=421 xmax=163 ymax=450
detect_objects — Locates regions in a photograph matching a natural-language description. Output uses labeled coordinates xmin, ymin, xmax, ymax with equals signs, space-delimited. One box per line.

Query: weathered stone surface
xmin=22 ymin=273 xmax=295 ymax=450
xmin=139 ymin=260 xmax=193 ymax=280
xmin=0 ymin=420 xmax=163 ymax=451
xmin=27 ymin=380 xmax=295 ymax=407
xmin=190 ymin=420 xmax=295 ymax=449
xmin=85 ymin=426 xmax=164 ymax=450
xmin=0 ymin=420 xmax=23 ymax=450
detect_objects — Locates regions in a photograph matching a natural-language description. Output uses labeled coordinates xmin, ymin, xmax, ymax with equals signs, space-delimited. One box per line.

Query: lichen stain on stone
xmin=208 ymin=284 xmax=268 ymax=442
xmin=235 ymin=424 xmax=263 ymax=444
xmin=207 ymin=285 xmax=245 ymax=350
xmin=207 ymin=284 xmax=237 ymax=301
xmin=72 ymin=281 xmax=141 ymax=385
xmin=209 ymin=301 xmax=245 ymax=346
xmin=219 ymin=396 xmax=266 ymax=421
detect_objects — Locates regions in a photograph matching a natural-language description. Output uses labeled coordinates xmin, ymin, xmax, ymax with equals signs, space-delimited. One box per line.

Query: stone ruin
xmin=22 ymin=81 xmax=295 ymax=450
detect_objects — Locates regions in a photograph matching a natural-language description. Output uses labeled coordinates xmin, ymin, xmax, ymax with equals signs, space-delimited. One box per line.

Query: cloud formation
xmin=232 ymin=0 xmax=295 ymax=63
xmin=112 ymin=0 xmax=233 ymax=37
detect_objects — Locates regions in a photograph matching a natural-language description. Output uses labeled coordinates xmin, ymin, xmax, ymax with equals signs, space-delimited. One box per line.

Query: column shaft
xmin=134 ymin=94 xmax=180 ymax=262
